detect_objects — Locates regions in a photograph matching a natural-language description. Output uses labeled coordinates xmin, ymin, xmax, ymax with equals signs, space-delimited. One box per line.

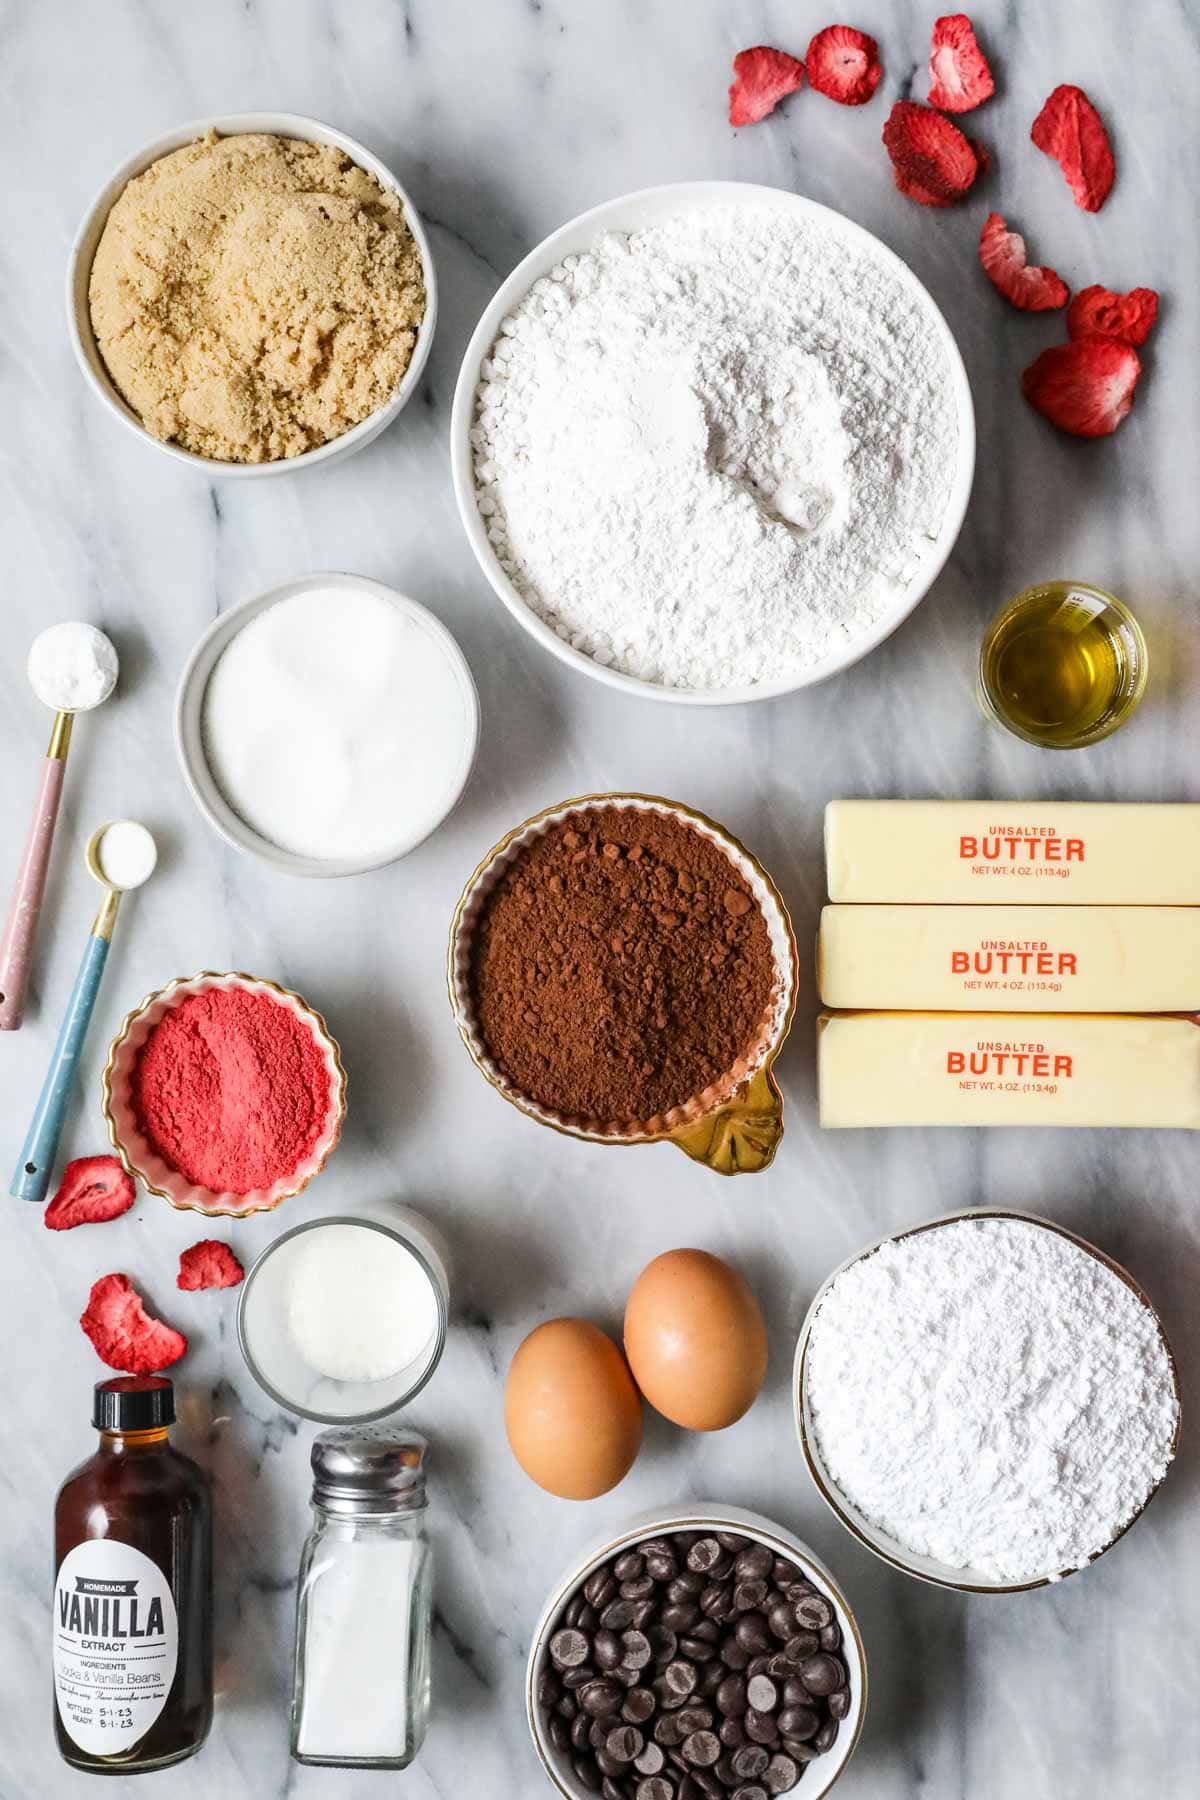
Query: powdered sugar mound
xmin=805 ymin=1219 xmax=1179 ymax=1582
xmin=472 ymin=208 xmax=958 ymax=690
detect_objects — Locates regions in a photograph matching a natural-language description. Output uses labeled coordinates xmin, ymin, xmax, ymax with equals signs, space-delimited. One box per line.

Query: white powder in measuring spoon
xmin=202 ymin=585 xmax=475 ymax=862
xmin=473 ymin=207 xmax=958 ymax=690
xmin=287 ymin=1224 xmax=440 ymax=1383
xmin=805 ymin=1219 xmax=1179 ymax=1582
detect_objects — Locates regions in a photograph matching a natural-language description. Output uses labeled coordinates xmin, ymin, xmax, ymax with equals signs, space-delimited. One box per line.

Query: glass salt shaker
xmin=290 ymin=1429 xmax=432 ymax=1768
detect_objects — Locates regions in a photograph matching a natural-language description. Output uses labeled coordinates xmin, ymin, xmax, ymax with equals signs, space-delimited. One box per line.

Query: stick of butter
xmin=818 ymin=905 xmax=1200 ymax=1013
xmin=818 ymin=1012 xmax=1200 ymax=1128
xmin=825 ymin=800 xmax=1200 ymax=904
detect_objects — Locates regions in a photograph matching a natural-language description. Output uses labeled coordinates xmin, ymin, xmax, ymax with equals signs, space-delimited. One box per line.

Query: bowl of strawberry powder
xmin=102 ymin=972 xmax=346 ymax=1218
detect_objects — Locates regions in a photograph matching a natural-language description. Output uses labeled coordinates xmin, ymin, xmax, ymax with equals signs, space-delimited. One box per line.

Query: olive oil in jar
xmin=978 ymin=581 xmax=1149 ymax=748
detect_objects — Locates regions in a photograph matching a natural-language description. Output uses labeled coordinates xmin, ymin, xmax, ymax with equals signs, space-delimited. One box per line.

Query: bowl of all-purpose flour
xmin=451 ymin=183 xmax=974 ymax=703
xmin=176 ymin=573 xmax=479 ymax=875
xmin=794 ymin=1210 xmax=1181 ymax=1593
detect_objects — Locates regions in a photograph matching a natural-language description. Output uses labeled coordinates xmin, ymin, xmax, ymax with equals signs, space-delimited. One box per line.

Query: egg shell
xmin=505 ymin=1317 xmax=643 ymax=1499
xmin=624 ymin=1248 xmax=767 ymax=1431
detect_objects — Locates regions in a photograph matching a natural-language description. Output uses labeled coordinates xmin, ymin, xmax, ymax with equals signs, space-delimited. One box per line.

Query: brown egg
xmin=505 ymin=1318 xmax=643 ymax=1499
xmin=624 ymin=1249 xmax=767 ymax=1431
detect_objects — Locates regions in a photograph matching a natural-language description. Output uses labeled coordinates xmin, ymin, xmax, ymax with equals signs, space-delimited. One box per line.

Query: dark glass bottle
xmin=53 ymin=1377 xmax=212 ymax=1774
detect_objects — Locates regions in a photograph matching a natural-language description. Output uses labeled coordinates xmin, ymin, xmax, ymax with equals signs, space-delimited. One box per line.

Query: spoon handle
xmin=0 ymin=747 xmax=70 ymax=1032
xmin=11 ymin=930 xmax=111 ymax=1203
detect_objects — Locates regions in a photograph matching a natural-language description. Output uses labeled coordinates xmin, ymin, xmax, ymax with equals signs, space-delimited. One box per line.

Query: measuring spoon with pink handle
xmin=0 ymin=624 xmax=118 ymax=1031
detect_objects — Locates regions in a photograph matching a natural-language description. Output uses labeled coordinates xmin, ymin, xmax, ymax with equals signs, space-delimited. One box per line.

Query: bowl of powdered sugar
xmin=794 ymin=1210 xmax=1181 ymax=1592
xmin=451 ymin=182 xmax=973 ymax=703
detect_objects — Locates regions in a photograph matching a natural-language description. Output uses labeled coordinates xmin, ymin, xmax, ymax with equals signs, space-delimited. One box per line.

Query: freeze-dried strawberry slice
xmin=45 ymin=1156 xmax=136 ymax=1231
xmin=1031 ymin=85 xmax=1114 ymax=212
xmin=178 ymin=1240 xmax=245 ymax=1292
xmin=979 ymin=213 xmax=1069 ymax=311
xmin=928 ymin=14 xmax=995 ymax=112
xmin=1022 ymin=337 xmax=1141 ymax=438
xmin=1067 ymin=284 xmax=1159 ymax=347
xmin=728 ymin=46 xmax=806 ymax=126
xmin=884 ymin=101 xmax=980 ymax=205
xmin=81 ymin=1273 xmax=188 ymax=1374
xmin=806 ymin=25 xmax=882 ymax=105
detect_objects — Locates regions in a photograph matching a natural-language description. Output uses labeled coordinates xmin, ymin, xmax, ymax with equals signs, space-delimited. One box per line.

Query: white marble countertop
xmin=3 ymin=2 xmax=1197 ymax=1795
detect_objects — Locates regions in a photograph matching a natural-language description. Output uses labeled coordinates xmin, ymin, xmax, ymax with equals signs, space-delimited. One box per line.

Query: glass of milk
xmin=236 ymin=1210 xmax=450 ymax=1422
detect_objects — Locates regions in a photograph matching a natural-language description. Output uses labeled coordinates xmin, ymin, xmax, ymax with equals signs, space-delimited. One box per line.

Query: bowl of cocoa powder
xmin=448 ymin=795 xmax=797 ymax=1175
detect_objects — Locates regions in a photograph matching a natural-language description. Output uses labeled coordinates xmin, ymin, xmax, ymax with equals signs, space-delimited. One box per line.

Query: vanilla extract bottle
xmin=53 ymin=1377 xmax=212 ymax=1773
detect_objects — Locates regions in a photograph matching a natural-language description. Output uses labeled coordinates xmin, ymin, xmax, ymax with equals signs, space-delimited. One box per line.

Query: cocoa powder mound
xmin=467 ymin=806 xmax=777 ymax=1125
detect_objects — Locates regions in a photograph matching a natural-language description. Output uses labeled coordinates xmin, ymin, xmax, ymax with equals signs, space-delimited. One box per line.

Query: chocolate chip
xmin=697 ymin=1662 xmax=725 ymax=1699
xmin=634 ymin=1742 xmax=665 ymax=1776
xmin=622 ymin=1630 xmax=653 ymax=1671
xmin=777 ymin=1704 xmax=818 ymax=1740
xmin=771 ymin=1559 xmax=797 ymax=1588
xmin=623 ymin=1687 xmax=657 ymax=1724
xmin=645 ymin=1549 xmax=678 ymax=1584
xmin=813 ymin=1718 xmax=839 ymax=1753
xmin=595 ymin=1629 xmax=623 ymax=1671
xmin=586 ymin=1571 xmax=619 ymax=1611
xmin=538 ymin=1669 xmax=560 ymax=1708
xmin=635 ymin=1781 xmax=673 ymax=1800
xmin=828 ymin=1686 xmax=850 ymax=1720
xmin=733 ymin=1579 xmax=770 ymax=1614
xmin=746 ymin=1675 xmax=778 ymax=1713
xmin=621 ymin=1576 xmax=657 ymax=1601
xmin=662 ymin=1602 xmax=702 ymax=1633
xmin=819 ymin=1621 xmax=842 ymax=1652
xmin=679 ymin=1635 xmax=718 ymax=1662
xmin=720 ymin=1640 xmax=750 ymax=1671
xmin=687 ymin=1538 xmax=724 ymax=1573
xmin=731 ymin=1787 xmax=768 ymax=1800
xmin=549 ymin=1715 xmax=569 ymax=1752
xmin=565 ymin=1664 xmax=598 ymax=1689
xmin=607 ymin=1725 xmax=645 ymax=1763
xmin=682 ymin=1730 xmax=721 ymax=1767
xmin=647 ymin=1626 xmax=678 ymax=1666
xmin=735 ymin=1544 xmax=774 ymax=1581
xmin=717 ymin=1532 xmax=750 ymax=1552
xmin=764 ymin=1751 xmax=802 ymax=1794
xmin=601 ymin=1778 xmax=628 ymax=1800
xmin=654 ymin=1710 xmax=688 ymax=1747
xmin=745 ymin=1709 xmax=779 ymax=1745
xmin=716 ymin=1673 xmax=748 ymax=1716
xmin=602 ymin=1599 xmax=637 ymax=1632
xmin=664 ymin=1660 xmax=698 ymax=1698
xmin=792 ymin=1593 xmax=833 ymax=1632
xmin=782 ymin=1632 xmax=819 ymax=1664
xmin=676 ymin=1706 xmax=715 ymax=1734
xmin=615 ymin=1552 xmax=646 ymax=1582
xmin=668 ymin=1572 xmax=706 ymax=1601
xmin=551 ymin=1627 xmax=591 ymax=1668
xmin=767 ymin=1601 xmax=795 ymax=1642
xmin=735 ymin=1613 xmax=771 ymax=1654
xmin=582 ymin=1680 xmax=624 ymax=1717
xmin=573 ymin=1755 xmax=603 ymax=1792
xmin=630 ymin=1599 xmax=657 ymax=1630
xmin=572 ymin=1713 xmax=592 ymax=1752
xmin=732 ymin=1743 xmax=770 ymax=1779
xmin=558 ymin=1694 xmax=578 ymax=1720
xmin=798 ymin=1653 xmax=843 ymax=1697
xmin=720 ymin=1717 xmax=747 ymax=1749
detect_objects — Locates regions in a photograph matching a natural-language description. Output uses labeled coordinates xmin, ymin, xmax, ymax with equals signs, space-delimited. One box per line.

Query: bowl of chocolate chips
xmin=527 ymin=1505 xmax=866 ymax=1800
xmin=448 ymin=794 xmax=798 ymax=1176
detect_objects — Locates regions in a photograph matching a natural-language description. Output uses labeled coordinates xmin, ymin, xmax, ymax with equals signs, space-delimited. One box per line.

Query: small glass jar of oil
xmin=978 ymin=580 xmax=1149 ymax=749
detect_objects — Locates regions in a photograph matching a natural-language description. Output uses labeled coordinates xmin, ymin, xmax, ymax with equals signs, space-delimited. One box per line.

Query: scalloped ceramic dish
xmin=448 ymin=793 xmax=798 ymax=1174
xmin=794 ymin=1207 xmax=1182 ymax=1593
xmin=101 ymin=971 xmax=347 ymax=1218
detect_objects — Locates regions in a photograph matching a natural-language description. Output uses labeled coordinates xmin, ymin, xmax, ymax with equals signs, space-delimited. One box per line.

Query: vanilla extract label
xmin=53 ymin=1540 xmax=178 ymax=1757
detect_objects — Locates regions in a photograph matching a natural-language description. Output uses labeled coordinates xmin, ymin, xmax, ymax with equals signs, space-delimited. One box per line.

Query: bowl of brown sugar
xmin=448 ymin=795 xmax=798 ymax=1175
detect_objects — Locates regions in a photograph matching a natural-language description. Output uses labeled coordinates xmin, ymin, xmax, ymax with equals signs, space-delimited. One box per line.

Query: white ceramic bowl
xmin=527 ymin=1504 xmax=867 ymax=1800
xmin=450 ymin=180 xmax=975 ymax=706
xmin=68 ymin=112 xmax=438 ymax=476
xmin=794 ymin=1207 xmax=1182 ymax=1594
xmin=175 ymin=571 xmax=480 ymax=877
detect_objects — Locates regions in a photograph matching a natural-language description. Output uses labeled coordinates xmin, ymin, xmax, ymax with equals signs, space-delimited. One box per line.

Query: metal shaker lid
xmin=310 ymin=1427 xmax=428 ymax=1514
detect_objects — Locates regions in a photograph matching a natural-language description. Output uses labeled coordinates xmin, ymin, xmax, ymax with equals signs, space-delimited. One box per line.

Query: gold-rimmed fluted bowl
xmin=794 ymin=1207 xmax=1182 ymax=1593
xmin=448 ymin=793 xmax=798 ymax=1175
xmin=101 ymin=971 xmax=347 ymax=1219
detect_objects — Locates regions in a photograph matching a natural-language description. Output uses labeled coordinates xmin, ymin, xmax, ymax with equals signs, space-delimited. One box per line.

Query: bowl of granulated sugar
xmin=176 ymin=572 xmax=479 ymax=876
xmin=451 ymin=181 xmax=974 ymax=704
xmin=795 ymin=1209 xmax=1181 ymax=1593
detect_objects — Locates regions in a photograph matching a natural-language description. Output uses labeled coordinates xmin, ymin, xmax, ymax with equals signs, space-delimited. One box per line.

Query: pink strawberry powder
xmin=131 ymin=987 xmax=333 ymax=1194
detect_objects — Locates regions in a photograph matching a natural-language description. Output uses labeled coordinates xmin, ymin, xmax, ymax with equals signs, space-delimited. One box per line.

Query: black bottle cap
xmin=93 ymin=1376 xmax=175 ymax=1432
